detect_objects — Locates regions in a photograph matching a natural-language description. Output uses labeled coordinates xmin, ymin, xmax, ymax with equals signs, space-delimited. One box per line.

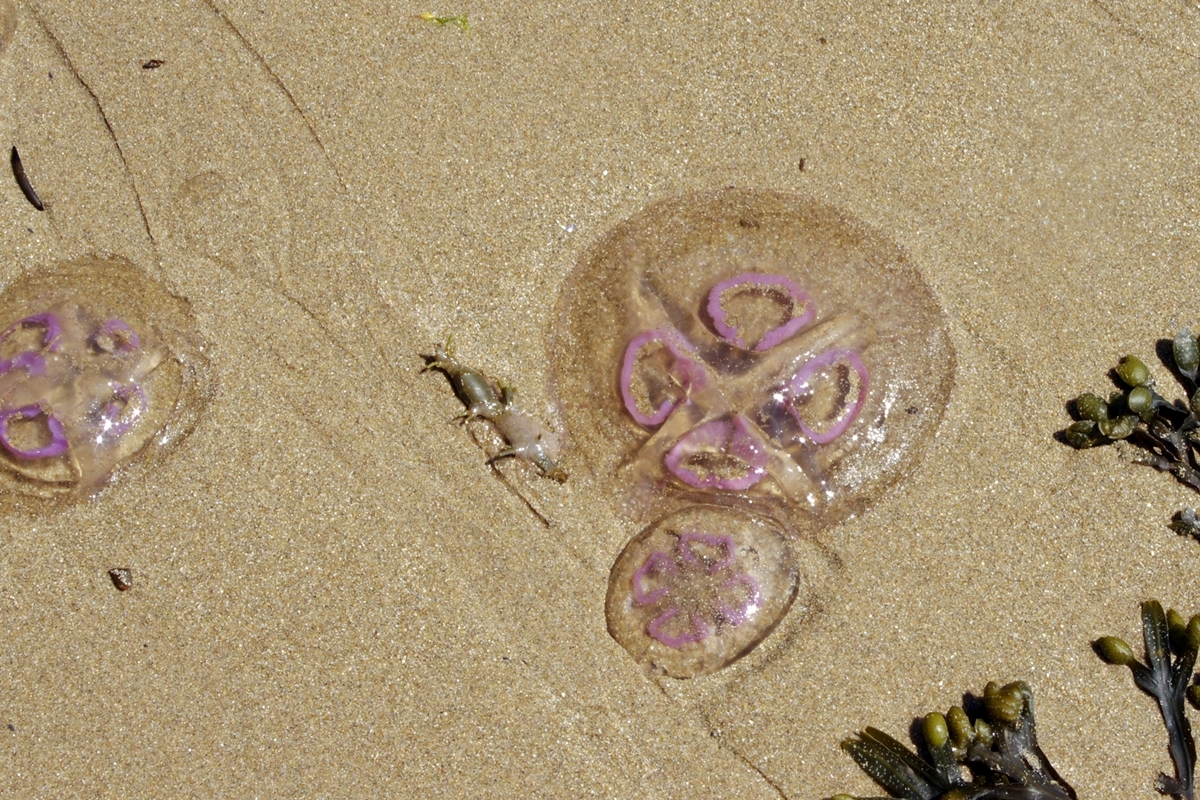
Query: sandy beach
xmin=3 ymin=1 xmax=1200 ymax=797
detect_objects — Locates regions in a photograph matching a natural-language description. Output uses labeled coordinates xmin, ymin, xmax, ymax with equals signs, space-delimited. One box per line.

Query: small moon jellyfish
xmin=553 ymin=188 xmax=955 ymax=525
xmin=553 ymin=189 xmax=954 ymax=676
xmin=606 ymin=505 xmax=799 ymax=678
xmin=0 ymin=256 xmax=211 ymax=496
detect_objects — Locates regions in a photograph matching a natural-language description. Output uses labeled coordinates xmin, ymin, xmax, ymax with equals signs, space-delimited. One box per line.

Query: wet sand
xmin=2 ymin=1 xmax=1200 ymax=797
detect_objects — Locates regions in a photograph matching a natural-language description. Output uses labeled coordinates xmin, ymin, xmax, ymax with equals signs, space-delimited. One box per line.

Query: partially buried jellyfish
xmin=555 ymin=188 xmax=954 ymax=526
xmin=606 ymin=505 xmax=800 ymax=678
xmin=0 ymin=256 xmax=210 ymax=495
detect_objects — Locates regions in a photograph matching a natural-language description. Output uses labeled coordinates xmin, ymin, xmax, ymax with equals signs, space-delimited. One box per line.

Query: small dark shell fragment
xmin=108 ymin=568 xmax=132 ymax=591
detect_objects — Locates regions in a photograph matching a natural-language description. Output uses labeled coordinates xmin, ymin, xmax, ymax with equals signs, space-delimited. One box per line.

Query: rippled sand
xmin=2 ymin=2 xmax=1200 ymax=797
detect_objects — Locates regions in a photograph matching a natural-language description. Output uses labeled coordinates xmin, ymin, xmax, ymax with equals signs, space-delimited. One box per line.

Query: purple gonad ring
xmin=99 ymin=383 xmax=147 ymax=438
xmin=631 ymin=550 xmax=675 ymax=606
xmin=0 ymin=404 xmax=69 ymax=459
xmin=94 ymin=319 xmax=141 ymax=353
xmin=707 ymin=273 xmax=815 ymax=352
xmin=664 ymin=415 xmax=769 ymax=491
xmin=0 ymin=351 xmax=46 ymax=377
xmin=1 ymin=313 xmax=62 ymax=352
xmin=647 ymin=607 xmax=710 ymax=648
xmin=620 ymin=328 xmax=708 ymax=428
xmin=788 ymin=348 xmax=869 ymax=445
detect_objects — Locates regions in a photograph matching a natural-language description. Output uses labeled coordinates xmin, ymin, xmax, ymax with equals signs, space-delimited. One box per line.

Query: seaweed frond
xmin=837 ymin=681 xmax=1076 ymax=800
xmin=1097 ymin=600 xmax=1199 ymax=800
xmin=417 ymin=12 xmax=470 ymax=31
xmin=1064 ymin=331 xmax=1200 ymax=527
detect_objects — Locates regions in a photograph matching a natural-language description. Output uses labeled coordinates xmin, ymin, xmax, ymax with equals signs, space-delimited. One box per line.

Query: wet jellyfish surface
xmin=558 ymin=189 xmax=954 ymax=676
xmin=553 ymin=188 xmax=955 ymax=526
xmin=0 ymin=256 xmax=210 ymax=496
xmin=606 ymin=505 xmax=799 ymax=678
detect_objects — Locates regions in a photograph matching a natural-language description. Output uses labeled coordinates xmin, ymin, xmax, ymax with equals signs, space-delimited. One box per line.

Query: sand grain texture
xmin=2 ymin=1 xmax=1200 ymax=797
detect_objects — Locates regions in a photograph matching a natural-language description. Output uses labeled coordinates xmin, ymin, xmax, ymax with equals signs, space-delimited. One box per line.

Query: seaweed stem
xmin=1099 ymin=601 xmax=1197 ymax=800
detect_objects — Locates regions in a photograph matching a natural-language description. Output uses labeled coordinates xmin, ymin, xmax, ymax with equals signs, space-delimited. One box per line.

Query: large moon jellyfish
xmin=555 ymin=189 xmax=955 ymax=676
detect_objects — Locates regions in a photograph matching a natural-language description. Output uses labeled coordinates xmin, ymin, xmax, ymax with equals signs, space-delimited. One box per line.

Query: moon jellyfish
xmin=554 ymin=188 xmax=954 ymax=524
xmin=606 ymin=505 xmax=800 ymax=678
xmin=0 ymin=256 xmax=211 ymax=496
xmin=554 ymin=189 xmax=954 ymax=676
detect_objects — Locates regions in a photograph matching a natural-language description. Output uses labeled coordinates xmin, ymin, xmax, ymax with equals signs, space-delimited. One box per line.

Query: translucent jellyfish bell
xmin=554 ymin=188 xmax=955 ymax=526
xmin=606 ymin=505 xmax=801 ymax=678
xmin=0 ymin=256 xmax=211 ymax=496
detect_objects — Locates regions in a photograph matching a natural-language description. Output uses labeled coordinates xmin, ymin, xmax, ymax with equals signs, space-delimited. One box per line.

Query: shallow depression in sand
xmin=0 ymin=256 xmax=211 ymax=496
xmin=555 ymin=189 xmax=954 ymax=676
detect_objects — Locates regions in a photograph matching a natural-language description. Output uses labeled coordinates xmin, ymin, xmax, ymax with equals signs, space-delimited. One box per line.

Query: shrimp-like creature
xmin=423 ymin=338 xmax=567 ymax=483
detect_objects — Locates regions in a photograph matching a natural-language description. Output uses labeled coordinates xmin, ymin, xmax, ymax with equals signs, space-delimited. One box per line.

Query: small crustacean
xmin=423 ymin=337 xmax=567 ymax=483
